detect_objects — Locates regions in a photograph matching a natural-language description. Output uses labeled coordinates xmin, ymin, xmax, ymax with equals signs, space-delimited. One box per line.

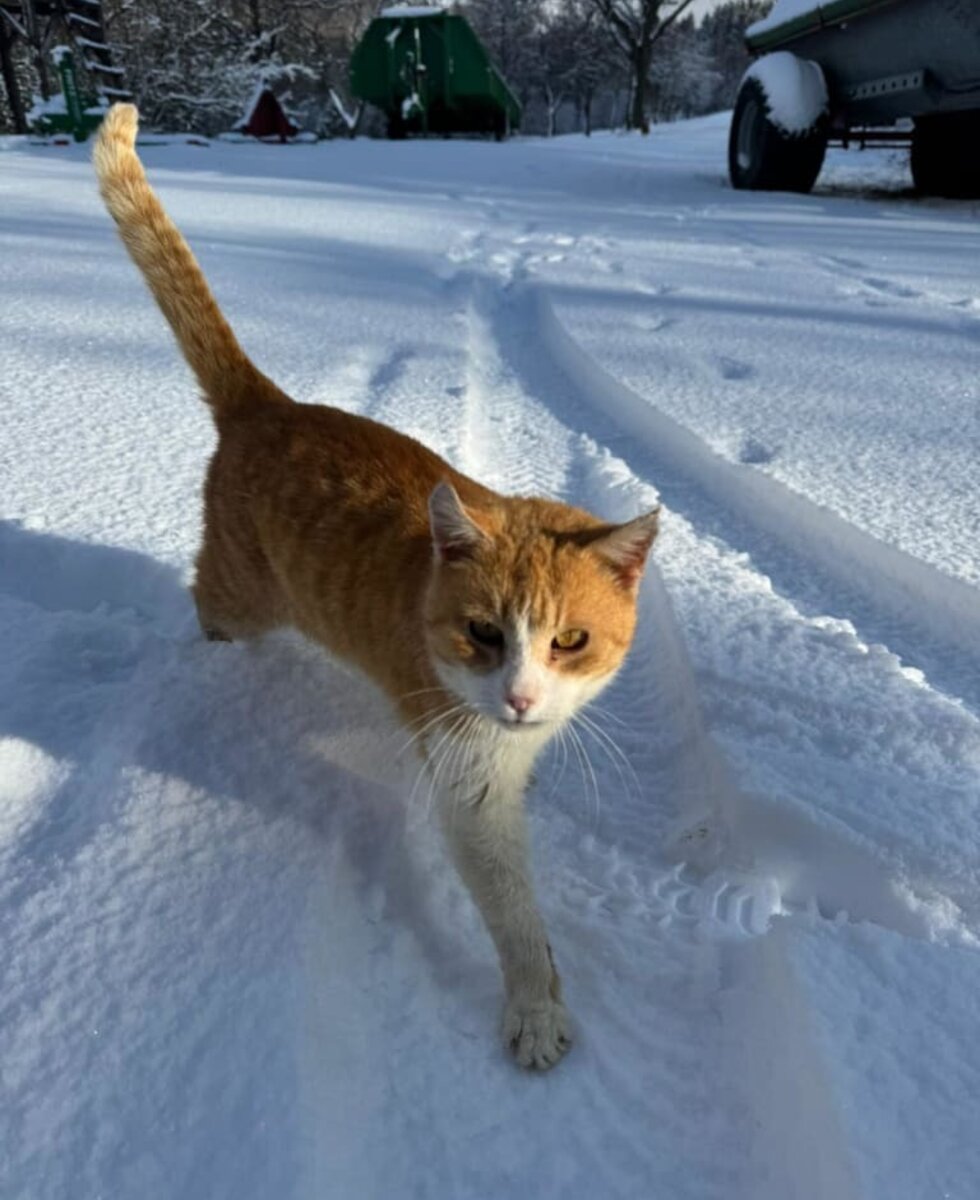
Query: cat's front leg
xmin=438 ymin=774 xmax=571 ymax=1070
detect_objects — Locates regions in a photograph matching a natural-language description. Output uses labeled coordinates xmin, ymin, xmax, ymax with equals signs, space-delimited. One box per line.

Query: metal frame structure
xmin=746 ymin=0 xmax=980 ymax=147
xmin=0 ymin=0 xmax=129 ymax=133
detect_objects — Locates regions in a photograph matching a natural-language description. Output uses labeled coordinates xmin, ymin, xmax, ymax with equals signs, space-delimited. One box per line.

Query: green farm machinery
xmin=350 ymin=6 xmax=521 ymax=139
xmin=1 ymin=0 xmax=129 ymax=138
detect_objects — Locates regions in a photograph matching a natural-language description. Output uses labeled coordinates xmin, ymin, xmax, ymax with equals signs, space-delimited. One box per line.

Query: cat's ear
xmin=591 ymin=508 xmax=660 ymax=588
xmin=428 ymin=482 xmax=488 ymax=563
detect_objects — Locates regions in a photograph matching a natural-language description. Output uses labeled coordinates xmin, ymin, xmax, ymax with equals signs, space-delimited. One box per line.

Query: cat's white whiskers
xmin=547 ymin=725 xmax=571 ymax=801
xmin=408 ymin=710 xmax=466 ymax=809
xmin=397 ymin=703 xmax=465 ymax=759
xmin=567 ymin=721 xmax=601 ymax=830
xmin=398 ymin=699 xmax=460 ymax=732
xmin=562 ymin=720 xmax=589 ymax=820
xmin=439 ymin=717 xmax=478 ymax=816
xmin=424 ymin=712 xmax=475 ymax=819
xmin=458 ymin=718 xmax=489 ymax=804
xmin=575 ymin=711 xmax=641 ymax=803
xmin=425 ymin=717 xmax=462 ymax=815
xmin=397 ymin=686 xmax=451 ymax=704
xmin=582 ymin=701 xmax=633 ymax=732
xmin=446 ymin=717 xmax=475 ymax=790
xmin=398 ymin=700 xmax=458 ymax=748
xmin=427 ymin=710 xmax=482 ymax=825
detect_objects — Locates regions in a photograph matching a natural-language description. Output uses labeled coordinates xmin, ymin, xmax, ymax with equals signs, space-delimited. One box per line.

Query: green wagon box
xmin=350 ymin=5 xmax=521 ymax=138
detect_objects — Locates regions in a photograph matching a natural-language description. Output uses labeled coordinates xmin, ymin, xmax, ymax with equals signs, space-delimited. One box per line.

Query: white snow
xmin=747 ymin=0 xmax=824 ymax=38
xmin=2 ymin=115 xmax=980 ymax=1199
xmin=328 ymin=87 xmax=361 ymax=133
xmin=26 ymin=91 xmax=68 ymax=122
xmin=745 ymin=51 xmax=828 ymax=134
xmin=379 ymin=5 xmax=445 ymax=17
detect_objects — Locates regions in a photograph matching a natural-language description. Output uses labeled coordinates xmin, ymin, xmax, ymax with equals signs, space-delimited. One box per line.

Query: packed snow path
xmin=2 ymin=115 xmax=979 ymax=1199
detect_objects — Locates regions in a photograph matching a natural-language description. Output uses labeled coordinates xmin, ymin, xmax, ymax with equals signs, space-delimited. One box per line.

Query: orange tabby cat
xmin=93 ymin=104 xmax=659 ymax=1070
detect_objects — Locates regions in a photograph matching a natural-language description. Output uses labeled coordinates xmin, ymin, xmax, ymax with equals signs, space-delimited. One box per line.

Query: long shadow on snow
xmin=547 ymin=275 xmax=979 ymax=350
xmin=0 ymin=521 xmax=476 ymax=992
xmin=23 ymin=136 xmax=970 ymax=291
xmin=10 ymin=160 xmax=977 ymax=349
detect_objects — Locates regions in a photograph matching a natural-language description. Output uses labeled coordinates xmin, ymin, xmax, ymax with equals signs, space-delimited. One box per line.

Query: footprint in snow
xmin=717 ymin=356 xmax=754 ymax=382
xmin=634 ymin=314 xmax=674 ymax=333
xmin=589 ymin=256 xmax=624 ymax=274
xmin=635 ymin=281 xmax=676 ymax=298
xmin=861 ymin=275 xmax=921 ymax=300
xmin=738 ymin=436 xmax=775 ymax=465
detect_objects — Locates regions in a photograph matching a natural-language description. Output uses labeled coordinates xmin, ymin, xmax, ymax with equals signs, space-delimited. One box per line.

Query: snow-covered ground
xmin=2 ymin=114 xmax=979 ymax=1199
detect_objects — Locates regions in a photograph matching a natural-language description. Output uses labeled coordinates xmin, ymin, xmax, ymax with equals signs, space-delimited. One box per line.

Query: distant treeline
xmin=0 ymin=0 xmax=772 ymax=137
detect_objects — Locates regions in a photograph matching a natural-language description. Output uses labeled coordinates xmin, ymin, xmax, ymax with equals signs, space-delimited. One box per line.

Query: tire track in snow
xmin=430 ymin=269 xmax=774 ymax=928
xmin=426 ymin=270 xmax=801 ymax=1197
xmin=535 ymin=286 xmax=980 ymax=711
xmin=458 ymin=267 xmax=980 ymax=940
xmin=455 ymin=272 xmax=731 ymax=852
xmin=440 ymin=250 xmax=979 ymax=1200
xmin=452 ymin=264 xmax=979 ymax=933
xmin=286 ymin=261 xmax=764 ymax=1194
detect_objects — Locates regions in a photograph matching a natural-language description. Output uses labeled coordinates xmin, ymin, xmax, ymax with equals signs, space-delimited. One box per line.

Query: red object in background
xmin=240 ymin=90 xmax=297 ymax=142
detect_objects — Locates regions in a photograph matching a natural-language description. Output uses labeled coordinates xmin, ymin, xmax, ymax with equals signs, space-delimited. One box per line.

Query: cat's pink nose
xmin=506 ymin=693 xmax=534 ymax=715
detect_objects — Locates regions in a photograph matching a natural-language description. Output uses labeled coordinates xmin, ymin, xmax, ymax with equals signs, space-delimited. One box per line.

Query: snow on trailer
xmin=730 ymin=0 xmax=980 ymax=195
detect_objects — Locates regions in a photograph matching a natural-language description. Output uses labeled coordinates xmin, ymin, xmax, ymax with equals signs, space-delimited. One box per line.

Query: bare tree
xmin=534 ymin=0 xmax=621 ymax=136
xmin=464 ymin=0 xmax=543 ymax=111
xmin=533 ymin=6 xmax=575 ymax=135
xmin=589 ymin=0 xmax=696 ymax=132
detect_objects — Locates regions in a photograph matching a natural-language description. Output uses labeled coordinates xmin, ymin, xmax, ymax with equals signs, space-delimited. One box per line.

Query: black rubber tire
xmin=911 ymin=112 xmax=980 ymax=198
xmin=729 ymin=76 xmax=828 ymax=193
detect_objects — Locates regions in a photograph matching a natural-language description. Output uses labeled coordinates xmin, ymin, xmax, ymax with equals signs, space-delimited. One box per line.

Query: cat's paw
xmin=502 ymin=998 xmax=572 ymax=1071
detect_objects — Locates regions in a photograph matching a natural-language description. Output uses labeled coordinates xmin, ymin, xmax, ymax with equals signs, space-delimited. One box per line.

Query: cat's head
xmin=423 ymin=482 xmax=658 ymax=732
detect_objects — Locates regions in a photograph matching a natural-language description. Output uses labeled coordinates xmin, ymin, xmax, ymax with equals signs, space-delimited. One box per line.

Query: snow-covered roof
xmin=379 ymin=5 xmax=446 ymax=18
xmin=236 ymin=77 xmax=268 ymax=129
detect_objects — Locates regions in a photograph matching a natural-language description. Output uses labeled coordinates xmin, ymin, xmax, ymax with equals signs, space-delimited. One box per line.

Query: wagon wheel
xmin=729 ymin=68 xmax=828 ymax=194
xmin=911 ymin=112 xmax=980 ymax=199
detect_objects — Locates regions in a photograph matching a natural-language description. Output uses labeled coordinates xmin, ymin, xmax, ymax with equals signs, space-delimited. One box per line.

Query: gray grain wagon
xmin=729 ymin=0 xmax=980 ymax=196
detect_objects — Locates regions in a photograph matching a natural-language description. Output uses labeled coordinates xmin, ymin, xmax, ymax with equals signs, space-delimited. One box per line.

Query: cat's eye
xmin=469 ymin=620 xmax=504 ymax=648
xmin=552 ymin=629 xmax=589 ymax=652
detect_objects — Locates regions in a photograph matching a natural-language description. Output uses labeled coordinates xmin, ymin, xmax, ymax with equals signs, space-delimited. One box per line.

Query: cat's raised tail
xmin=93 ymin=103 xmax=290 ymax=412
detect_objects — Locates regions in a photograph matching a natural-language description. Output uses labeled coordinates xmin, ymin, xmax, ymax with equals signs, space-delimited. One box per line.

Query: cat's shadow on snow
xmin=0 ymin=519 xmax=484 ymax=990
